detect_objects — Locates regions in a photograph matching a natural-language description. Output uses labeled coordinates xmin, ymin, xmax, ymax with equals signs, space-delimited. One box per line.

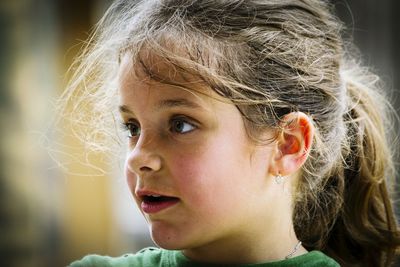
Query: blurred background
xmin=0 ymin=0 xmax=399 ymax=266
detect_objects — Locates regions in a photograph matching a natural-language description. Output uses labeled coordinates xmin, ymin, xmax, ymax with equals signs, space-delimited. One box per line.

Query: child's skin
xmin=118 ymin=52 xmax=313 ymax=264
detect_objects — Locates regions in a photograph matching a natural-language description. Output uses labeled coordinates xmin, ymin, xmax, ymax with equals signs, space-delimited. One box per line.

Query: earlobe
xmin=270 ymin=112 xmax=314 ymax=177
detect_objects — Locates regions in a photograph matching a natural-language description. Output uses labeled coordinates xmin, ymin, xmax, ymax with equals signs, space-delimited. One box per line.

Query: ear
xmin=269 ymin=112 xmax=314 ymax=177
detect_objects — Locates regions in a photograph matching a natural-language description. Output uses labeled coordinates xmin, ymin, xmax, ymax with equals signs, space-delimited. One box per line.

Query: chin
xmin=151 ymin=234 xmax=184 ymax=250
xmin=149 ymin=224 xmax=191 ymax=250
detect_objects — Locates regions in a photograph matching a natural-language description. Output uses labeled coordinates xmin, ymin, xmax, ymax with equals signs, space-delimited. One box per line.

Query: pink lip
xmin=136 ymin=190 xmax=179 ymax=214
xmin=141 ymin=198 xmax=179 ymax=214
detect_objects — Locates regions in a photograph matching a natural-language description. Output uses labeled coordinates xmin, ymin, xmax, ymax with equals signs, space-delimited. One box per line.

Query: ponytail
xmin=324 ymin=69 xmax=400 ymax=266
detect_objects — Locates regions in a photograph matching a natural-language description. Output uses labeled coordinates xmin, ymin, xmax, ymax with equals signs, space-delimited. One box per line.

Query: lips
xmin=137 ymin=191 xmax=179 ymax=214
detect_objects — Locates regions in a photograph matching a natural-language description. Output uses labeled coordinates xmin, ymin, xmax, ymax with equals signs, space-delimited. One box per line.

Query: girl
xmin=67 ymin=0 xmax=400 ymax=266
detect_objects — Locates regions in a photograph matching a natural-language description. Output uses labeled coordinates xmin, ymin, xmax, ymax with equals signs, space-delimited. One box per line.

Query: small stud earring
xmin=275 ymin=174 xmax=284 ymax=184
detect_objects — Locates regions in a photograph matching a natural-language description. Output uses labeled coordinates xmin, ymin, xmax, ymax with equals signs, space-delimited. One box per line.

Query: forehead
xmin=118 ymin=51 xmax=226 ymax=107
xmin=119 ymin=47 xmax=205 ymax=84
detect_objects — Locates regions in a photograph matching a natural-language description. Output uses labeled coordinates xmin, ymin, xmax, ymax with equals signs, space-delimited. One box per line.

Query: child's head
xmin=64 ymin=0 xmax=399 ymax=265
xmin=119 ymin=51 xmax=281 ymax=255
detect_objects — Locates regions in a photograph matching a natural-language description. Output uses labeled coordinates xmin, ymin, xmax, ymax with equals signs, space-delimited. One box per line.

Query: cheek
xmin=168 ymin=134 xmax=273 ymax=207
xmin=124 ymin=161 xmax=137 ymax=192
xmin=169 ymin=142 xmax=246 ymax=203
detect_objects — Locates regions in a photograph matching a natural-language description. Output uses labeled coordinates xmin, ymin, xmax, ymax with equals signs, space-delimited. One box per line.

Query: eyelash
xmin=121 ymin=116 xmax=197 ymax=139
xmin=121 ymin=120 xmax=140 ymax=138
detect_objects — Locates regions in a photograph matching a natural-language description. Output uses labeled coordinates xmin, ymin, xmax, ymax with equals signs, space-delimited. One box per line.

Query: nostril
xmin=140 ymin=166 xmax=153 ymax=172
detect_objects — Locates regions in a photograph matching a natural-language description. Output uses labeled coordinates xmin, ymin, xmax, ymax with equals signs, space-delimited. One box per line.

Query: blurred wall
xmin=0 ymin=1 xmax=62 ymax=266
xmin=0 ymin=1 xmax=398 ymax=267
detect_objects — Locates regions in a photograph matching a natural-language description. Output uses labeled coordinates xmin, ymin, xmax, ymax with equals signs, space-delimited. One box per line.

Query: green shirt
xmin=70 ymin=247 xmax=340 ymax=266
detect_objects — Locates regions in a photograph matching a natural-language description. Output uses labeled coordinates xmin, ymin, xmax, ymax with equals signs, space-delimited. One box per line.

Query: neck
xmin=183 ymin=227 xmax=305 ymax=264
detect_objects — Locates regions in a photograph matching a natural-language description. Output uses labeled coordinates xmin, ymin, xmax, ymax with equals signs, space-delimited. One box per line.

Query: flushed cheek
xmin=168 ymin=149 xmax=242 ymax=210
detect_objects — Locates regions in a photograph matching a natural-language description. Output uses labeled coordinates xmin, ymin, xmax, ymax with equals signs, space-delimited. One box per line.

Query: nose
xmin=125 ymin=137 xmax=162 ymax=175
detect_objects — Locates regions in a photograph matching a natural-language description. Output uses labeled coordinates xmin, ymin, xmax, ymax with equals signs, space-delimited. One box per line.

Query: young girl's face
xmin=118 ymin=53 xmax=277 ymax=254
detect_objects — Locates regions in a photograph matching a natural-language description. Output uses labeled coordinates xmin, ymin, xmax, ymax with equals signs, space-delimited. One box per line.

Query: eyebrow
xmin=157 ymin=98 xmax=203 ymax=109
xmin=119 ymin=105 xmax=133 ymax=114
xmin=119 ymin=98 xmax=203 ymax=114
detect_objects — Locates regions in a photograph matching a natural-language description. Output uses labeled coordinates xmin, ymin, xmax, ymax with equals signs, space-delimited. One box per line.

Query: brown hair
xmin=63 ymin=0 xmax=400 ymax=265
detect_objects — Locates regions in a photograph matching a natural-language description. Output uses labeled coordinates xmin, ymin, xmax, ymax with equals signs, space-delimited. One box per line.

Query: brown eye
xmin=170 ymin=118 xmax=196 ymax=134
xmin=124 ymin=121 xmax=141 ymax=138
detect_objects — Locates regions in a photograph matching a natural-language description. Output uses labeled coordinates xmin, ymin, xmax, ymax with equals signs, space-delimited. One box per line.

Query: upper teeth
xmin=149 ymin=194 xmax=161 ymax=197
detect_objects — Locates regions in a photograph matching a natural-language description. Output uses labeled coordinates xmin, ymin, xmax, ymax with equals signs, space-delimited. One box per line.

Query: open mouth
xmin=140 ymin=194 xmax=179 ymax=214
xmin=143 ymin=195 xmax=178 ymax=202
